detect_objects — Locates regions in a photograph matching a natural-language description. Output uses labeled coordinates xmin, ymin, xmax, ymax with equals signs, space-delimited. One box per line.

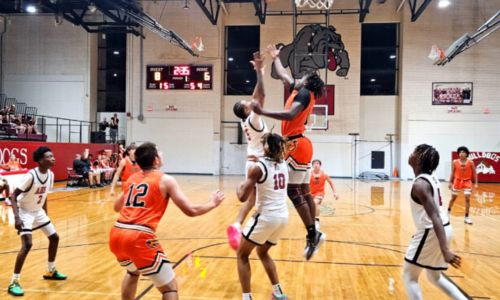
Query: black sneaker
xmin=303 ymin=231 xmax=326 ymax=260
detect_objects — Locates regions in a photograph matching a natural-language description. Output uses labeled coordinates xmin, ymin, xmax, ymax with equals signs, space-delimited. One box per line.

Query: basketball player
xmin=310 ymin=159 xmax=338 ymax=230
xmin=404 ymin=144 xmax=467 ymax=300
xmin=7 ymin=147 xmax=67 ymax=297
xmin=251 ymin=44 xmax=326 ymax=260
xmin=236 ymin=133 xmax=289 ymax=300
xmin=109 ymin=142 xmax=224 ymax=300
xmin=448 ymin=146 xmax=478 ymax=224
xmin=110 ymin=144 xmax=141 ymax=196
xmin=227 ymin=51 xmax=268 ymax=250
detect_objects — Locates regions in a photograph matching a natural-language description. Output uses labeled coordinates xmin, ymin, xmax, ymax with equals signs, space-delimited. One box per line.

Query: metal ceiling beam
xmin=252 ymin=0 xmax=267 ymax=24
xmin=407 ymin=0 xmax=432 ymax=22
xmin=359 ymin=0 xmax=372 ymax=23
xmin=266 ymin=9 xmax=365 ymax=16
xmin=194 ymin=0 xmax=221 ymax=25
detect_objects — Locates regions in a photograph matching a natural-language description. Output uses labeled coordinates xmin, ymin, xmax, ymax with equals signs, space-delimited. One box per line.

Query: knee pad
xmin=287 ymin=187 xmax=307 ymax=208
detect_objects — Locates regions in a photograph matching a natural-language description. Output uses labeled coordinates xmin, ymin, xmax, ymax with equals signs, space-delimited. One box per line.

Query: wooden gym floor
xmin=0 ymin=176 xmax=499 ymax=299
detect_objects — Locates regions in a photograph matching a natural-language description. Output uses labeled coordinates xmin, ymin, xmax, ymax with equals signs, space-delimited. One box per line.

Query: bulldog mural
xmin=271 ymin=24 xmax=350 ymax=79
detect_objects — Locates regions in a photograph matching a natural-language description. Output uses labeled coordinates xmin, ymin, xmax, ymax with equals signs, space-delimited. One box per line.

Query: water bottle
xmin=388 ymin=276 xmax=395 ymax=295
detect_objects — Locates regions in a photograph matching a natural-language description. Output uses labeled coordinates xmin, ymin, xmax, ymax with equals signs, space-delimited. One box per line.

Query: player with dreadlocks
xmin=403 ymin=144 xmax=468 ymax=300
xmin=251 ymin=44 xmax=326 ymax=260
xmin=236 ymin=132 xmax=289 ymax=300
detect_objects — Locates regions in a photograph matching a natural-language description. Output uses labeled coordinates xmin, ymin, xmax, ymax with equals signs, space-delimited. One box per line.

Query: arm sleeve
xmin=293 ymin=88 xmax=311 ymax=108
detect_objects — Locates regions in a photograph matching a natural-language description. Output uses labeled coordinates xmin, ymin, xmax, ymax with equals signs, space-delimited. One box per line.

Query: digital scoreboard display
xmin=146 ymin=65 xmax=213 ymax=90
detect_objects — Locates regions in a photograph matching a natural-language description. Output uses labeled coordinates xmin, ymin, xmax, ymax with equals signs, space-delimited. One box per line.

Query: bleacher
xmin=0 ymin=93 xmax=47 ymax=141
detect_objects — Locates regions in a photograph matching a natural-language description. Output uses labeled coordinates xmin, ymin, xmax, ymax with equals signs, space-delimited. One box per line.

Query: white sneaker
xmin=464 ymin=217 xmax=473 ymax=225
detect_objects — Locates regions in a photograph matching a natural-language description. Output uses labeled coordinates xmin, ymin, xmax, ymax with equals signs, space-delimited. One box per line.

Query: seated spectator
xmin=98 ymin=154 xmax=114 ymax=184
xmin=5 ymin=154 xmax=22 ymax=171
xmin=0 ymin=174 xmax=10 ymax=204
xmin=73 ymin=152 xmax=103 ymax=188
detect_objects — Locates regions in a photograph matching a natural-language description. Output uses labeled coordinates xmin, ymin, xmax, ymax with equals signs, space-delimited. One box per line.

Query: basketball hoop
xmin=191 ymin=36 xmax=204 ymax=52
xmin=295 ymin=0 xmax=334 ymax=9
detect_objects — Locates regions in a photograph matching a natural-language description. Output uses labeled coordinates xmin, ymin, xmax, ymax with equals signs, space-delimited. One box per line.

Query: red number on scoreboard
xmin=173 ymin=66 xmax=190 ymax=76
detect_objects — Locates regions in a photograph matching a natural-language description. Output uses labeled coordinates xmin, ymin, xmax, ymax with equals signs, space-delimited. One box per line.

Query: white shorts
xmin=242 ymin=214 xmax=288 ymax=246
xmin=404 ymin=223 xmax=452 ymax=270
xmin=452 ymin=188 xmax=472 ymax=196
xmin=288 ymin=167 xmax=311 ymax=185
xmin=18 ymin=208 xmax=56 ymax=237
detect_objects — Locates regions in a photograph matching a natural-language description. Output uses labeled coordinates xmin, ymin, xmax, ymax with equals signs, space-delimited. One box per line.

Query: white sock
xmin=272 ymin=283 xmax=284 ymax=295
xmin=48 ymin=261 xmax=56 ymax=271
xmin=232 ymin=222 xmax=241 ymax=230
xmin=242 ymin=292 xmax=252 ymax=300
xmin=315 ymin=218 xmax=320 ymax=230
xmin=426 ymin=270 xmax=468 ymax=300
xmin=11 ymin=273 xmax=20 ymax=283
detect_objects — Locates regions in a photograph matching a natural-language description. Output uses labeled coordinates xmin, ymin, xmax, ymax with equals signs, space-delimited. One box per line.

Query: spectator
xmin=74 ymin=151 xmax=103 ymax=188
xmin=109 ymin=114 xmax=119 ymax=144
xmin=6 ymin=154 xmax=22 ymax=171
xmin=99 ymin=118 xmax=109 ymax=132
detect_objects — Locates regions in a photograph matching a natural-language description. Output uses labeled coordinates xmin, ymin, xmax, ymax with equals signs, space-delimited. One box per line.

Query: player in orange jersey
xmin=251 ymin=44 xmax=325 ymax=260
xmin=110 ymin=142 xmax=224 ymax=300
xmin=448 ymin=146 xmax=478 ymax=225
xmin=110 ymin=144 xmax=141 ymax=196
xmin=310 ymin=159 xmax=338 ymax=230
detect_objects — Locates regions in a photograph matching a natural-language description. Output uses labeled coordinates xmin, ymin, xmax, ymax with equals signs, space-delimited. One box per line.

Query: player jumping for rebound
xmin=110 ymin=142 xmax=224 ymax=300
xmin=227 ymin=51 xmax=268 ymax=250
xmin=404 ymin=144 xmax=468 ymax=300
xmin=251 ymin=44 xmax=326 ymax=260
xmin=8 ymin=147 xmax=67 ymax=297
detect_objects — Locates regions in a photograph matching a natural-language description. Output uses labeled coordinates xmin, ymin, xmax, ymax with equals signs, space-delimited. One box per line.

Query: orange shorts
xmin=109 ymin=225 xmax=170 ymax=276
xmin=285 ymin=136 xmax=313 ymax=171
xmin=453 ymin=179 xmax=472 ymax=190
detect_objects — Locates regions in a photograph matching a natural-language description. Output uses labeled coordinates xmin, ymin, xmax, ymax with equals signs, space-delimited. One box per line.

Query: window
xmin=98 ymin=32 xmax=126 ymax=112
xmin=225 ymin=26 xmax=260 ymax=95
xmin=361 ymin=23 xmax=399 ymax=95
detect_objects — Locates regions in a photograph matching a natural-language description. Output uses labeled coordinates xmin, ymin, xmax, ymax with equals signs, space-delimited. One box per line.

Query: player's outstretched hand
xmin=250 ymin=101 xmax=263 ymax=114
xmin=210 ymin=190 xmax=225 ymax=208
xmin=250 ymin=51 xmax=264 ymax=72
xmin=444 ymin=250 xmax=461 ymax=268
xmin=333 ymin=193 xmax=339 ymax=200
xmin=266 ymin=44 xmax=281 ymax=59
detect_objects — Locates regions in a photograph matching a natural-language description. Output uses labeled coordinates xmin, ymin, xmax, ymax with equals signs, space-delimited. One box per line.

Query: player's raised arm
xmin=267 ymin=44 xmax=294 ymax=88
xmin=162 ymin=174 xmax=224 ymax=217
xmin=236 ymin=165 xmax=262 ymax=202
xmin=251 ymin=51 xmax=266 ymax=107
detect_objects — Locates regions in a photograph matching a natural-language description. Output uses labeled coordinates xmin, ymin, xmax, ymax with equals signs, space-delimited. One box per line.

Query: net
xmin=306 ymin=104 xmax=328 ymax=131
xmin=295 ymin=0 xmax=334 ymax=9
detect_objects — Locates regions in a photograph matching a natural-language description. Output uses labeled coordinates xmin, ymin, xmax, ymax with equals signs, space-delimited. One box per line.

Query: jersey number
xmin=125 ymin=183 xmax=149 ymax=207
xmin=273 ymin=173 xmax=286 ymax=190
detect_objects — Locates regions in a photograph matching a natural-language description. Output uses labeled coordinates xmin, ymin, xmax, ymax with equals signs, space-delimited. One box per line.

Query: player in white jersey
xmin=7 ymin=147 xmax=67 ymax=297
xmin=236 ymin=133 xmax=289 ymax=300
xmin=227 ymin=51 xmax=269 ymax=250
xmin=404 ymin=144 xmax=468 ymax=300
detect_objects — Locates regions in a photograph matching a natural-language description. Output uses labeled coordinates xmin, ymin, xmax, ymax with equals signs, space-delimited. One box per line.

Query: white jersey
xmin=410 ymin=173 xmax=449 ymax=230
xmin=254 ymin=158 xmax=289 ymax=218
xmin=16 ymin=168 xmax=54 ymax=212
xmin=241 ymin=111 xmax=268 ymax=157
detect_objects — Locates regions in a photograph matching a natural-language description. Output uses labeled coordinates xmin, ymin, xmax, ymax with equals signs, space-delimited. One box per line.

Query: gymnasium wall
xmin=1 ymin=16 xmax=97 ymax=143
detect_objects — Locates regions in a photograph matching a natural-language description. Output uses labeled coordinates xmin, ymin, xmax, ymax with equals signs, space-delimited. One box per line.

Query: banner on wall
xmin=0 ymin=141 xmax=118 ymax=181
xmin=451 ymin=151 xmax=500 ymax=183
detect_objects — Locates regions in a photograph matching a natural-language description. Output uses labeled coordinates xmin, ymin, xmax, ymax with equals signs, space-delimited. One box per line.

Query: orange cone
xmin=392 ymin=167 xmax=399 ymax=177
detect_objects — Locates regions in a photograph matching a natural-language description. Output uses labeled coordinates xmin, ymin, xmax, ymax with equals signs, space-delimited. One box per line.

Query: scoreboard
xmin=146 ymin=65 xmax=213 ymax=90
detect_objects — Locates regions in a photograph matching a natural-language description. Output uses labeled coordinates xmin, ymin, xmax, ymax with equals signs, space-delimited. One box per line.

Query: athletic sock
xmin=11 ymin=273 xmax=20 ymax=283
xmin=306 ymin=225 xmax=316 ymax=241
xmin=272 ymin=283 xmax=283 ymax=295
xmin=48 ymin=261 xmax=55 ymax=272
xmin=315 ymin=218 xmax=320 ymax=230
xmin=232 ymin=222 xmax=241 ymax=230
xmin=465 ymin=213 xmax=469 ymax=217
xmin=242 ymin=292 xmax=253 ymax=300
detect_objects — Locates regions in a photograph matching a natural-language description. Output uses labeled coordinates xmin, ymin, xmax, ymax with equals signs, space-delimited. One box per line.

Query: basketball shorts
xmin=109 ymin=223 xmax=175 ymax=287
xmin=452 ymin=179 xmax=472 ymax=195
xmin=242 ymin=213 xmax=288 ymax=246
xmin=18 ymin=208 xmax=56 ymax=237
xmin=312 ymin=193 xmax=325 ymax=203
xmin=285 ymin=135 xmax=313 ymax=184
xmin=404 ymin=223 xmax=452 ymax=270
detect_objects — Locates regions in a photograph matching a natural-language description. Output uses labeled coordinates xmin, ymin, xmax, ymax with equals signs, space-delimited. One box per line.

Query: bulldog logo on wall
xmin=476 ymin=160 xmax=496 ymax=175
xmin=271 ymin=24 xmax=350 ymax=79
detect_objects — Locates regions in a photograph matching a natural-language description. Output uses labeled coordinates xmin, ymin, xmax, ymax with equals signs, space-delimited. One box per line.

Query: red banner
xmin=451 ymin=151 xmax=500 ymax=183
xmin=0 ymin=141 xmax=118 ymax=181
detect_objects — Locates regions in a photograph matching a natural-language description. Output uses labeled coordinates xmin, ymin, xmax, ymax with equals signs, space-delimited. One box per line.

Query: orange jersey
xmin=117 ymin=170 xmax=169 ymax=232
xmin=310 ymin=171 xmax=327 ymax=196
xmin=281 ymin=89 xmax=315 ymax=137
xmin=121 ymin=157 xmax=141 ymax=182
xmin=453 ymin=159 xmax=474 ymax=181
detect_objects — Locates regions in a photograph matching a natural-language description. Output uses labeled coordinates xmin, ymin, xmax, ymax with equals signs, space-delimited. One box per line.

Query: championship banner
xmin=451 ymin=151 xmax=500 ymax=183
xmin=0 ymin=141 xmax=118 ymax=181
